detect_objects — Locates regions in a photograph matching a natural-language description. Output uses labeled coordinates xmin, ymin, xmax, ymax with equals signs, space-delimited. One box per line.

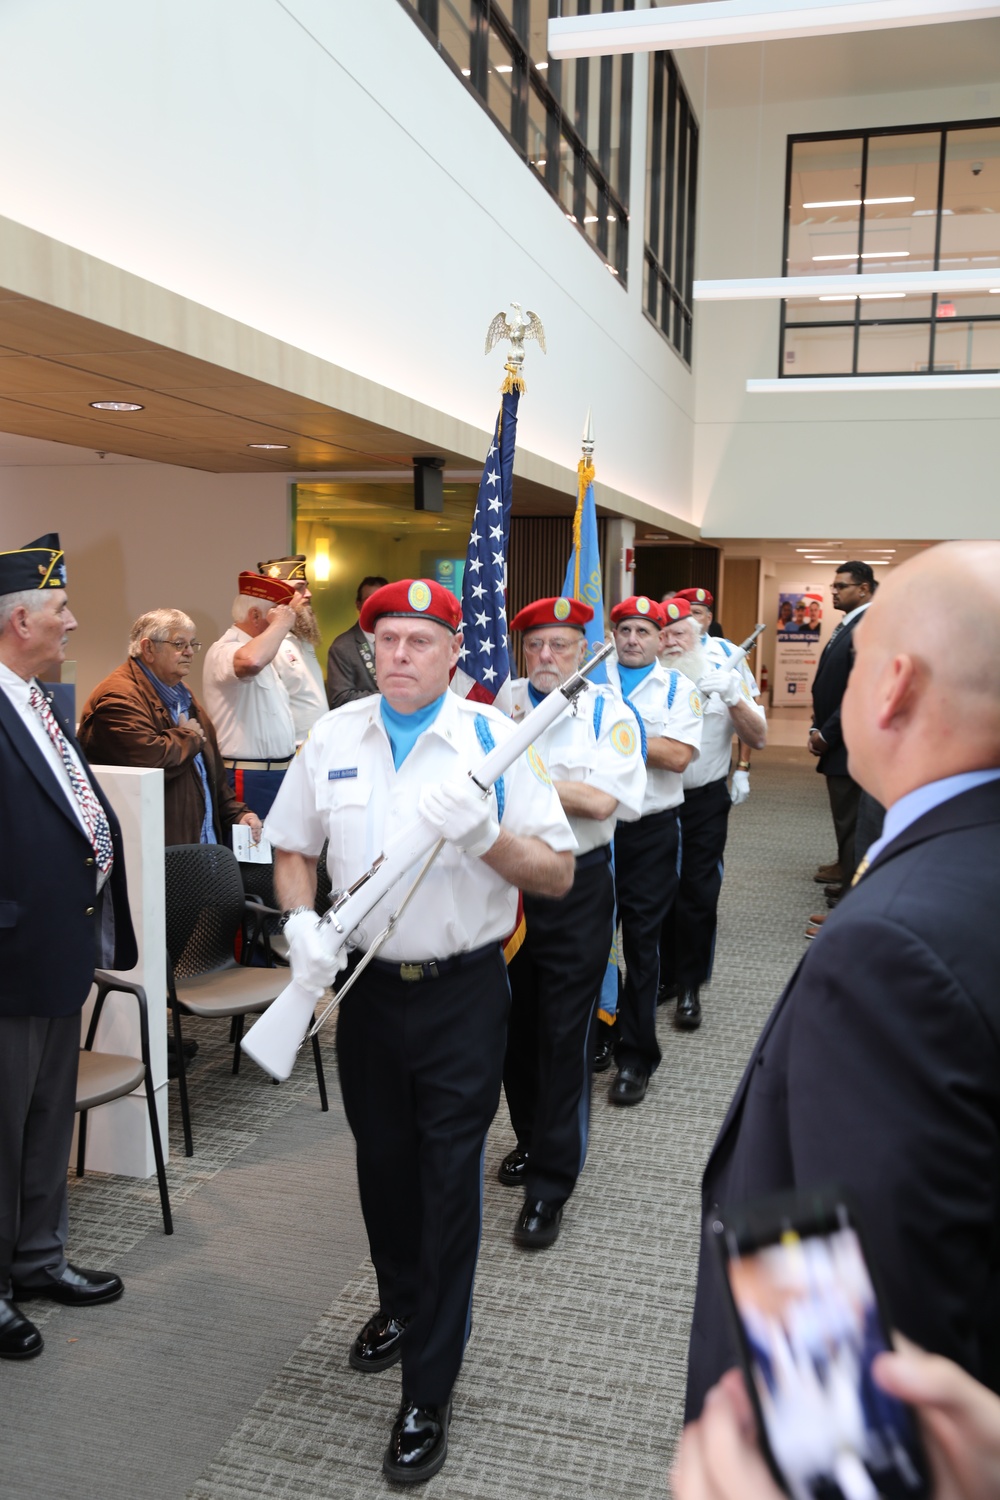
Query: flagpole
xmin=574 ymin=408 xmax=595 ymax=601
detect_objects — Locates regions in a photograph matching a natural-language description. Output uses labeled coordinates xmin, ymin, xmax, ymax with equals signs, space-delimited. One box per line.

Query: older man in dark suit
xmin=0 ymin=535 xmax=137 ymax=1361
xmin=325 ymin=575 xmax=387 ymax=709
xmin=808 ymin=561 xmax=876 ymax=890
xmin=686 ymin=540 xmax=1000 ymax=1419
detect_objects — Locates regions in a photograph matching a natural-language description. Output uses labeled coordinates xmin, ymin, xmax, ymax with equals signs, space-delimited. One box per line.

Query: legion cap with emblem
xmin=0 ymin=533 xmax=67 ymax=596
xmin=238 ymin=570 xmax=297 ymax=606
xmin=610 ymin=595 xmax=664 ymax=627
xmin=258 ymin=554 xmax=308 ymax=584
xmin=674 ymin=587 xmax=713 ymax=608
xmin=359 ymin=578 xmax=462 ymax=634
xmin=509 ymin=596 xmax=594 ymax=633
xmin=661 ymin=596 xmax=693 ymax=623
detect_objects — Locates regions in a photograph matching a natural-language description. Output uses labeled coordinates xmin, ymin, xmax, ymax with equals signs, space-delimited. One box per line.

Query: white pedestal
xmin=74 ymin=766 xmax=167 ymax=1178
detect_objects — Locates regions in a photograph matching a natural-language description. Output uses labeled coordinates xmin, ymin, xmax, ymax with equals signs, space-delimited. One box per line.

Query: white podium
xmin=74 ymin=766 xmax=168 ymax=1177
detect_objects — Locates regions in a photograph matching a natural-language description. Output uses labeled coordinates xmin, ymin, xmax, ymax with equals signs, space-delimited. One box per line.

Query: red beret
xmin=509 ymin=596 xmax=594 ymax=633
xmin=611 ymin=595 xmax=664 ymax=628
xmin=674 ymin=587 xmax=714 ymax=608
xmin=238 ymin=570 xmax=296 ymax=606
xmin=359 ymin=579 xmax=462 ymax=634
xmin=661 ymin=596 xmax=693 ymax=624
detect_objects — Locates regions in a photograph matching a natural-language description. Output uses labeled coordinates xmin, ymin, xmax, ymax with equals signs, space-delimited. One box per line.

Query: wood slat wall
xmin=634 ymin=544 xmax=719 ymax=604
xmin=507 ymin=515 xmax=608 ymax=677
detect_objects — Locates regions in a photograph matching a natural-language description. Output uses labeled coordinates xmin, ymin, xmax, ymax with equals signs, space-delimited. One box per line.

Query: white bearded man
xmin=657 ymin=593 xmax=766 ymax=1029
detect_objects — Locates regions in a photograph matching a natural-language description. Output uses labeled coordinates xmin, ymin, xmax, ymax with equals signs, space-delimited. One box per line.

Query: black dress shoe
xmin=383 ymin=1399 xmax=451 ymax=1484
xmin=514 ymin=1199 xmax=562 ymax=1249
xmin=674 ymin=988 xmax=702 ymax=1030
xmin=0 ymin=1299 xmax=42 ymax=1360
xmin=497 ymin=1148 xmax=528 ymax=1186
xmin=823 ymin=883 xmax=844 ymax=899
xmin=657 ymin=982 xmax=678 ymax=1006
xmin=349 ymin=1309 xmax=407 ymax=1372
xmin=12 ymin=1264 xmax=123 ymax=1306
xmin=609 ymin=1064 xmax=649 ymax=1106
xmin=592 ymin=1036 xmax=614 ymax=1073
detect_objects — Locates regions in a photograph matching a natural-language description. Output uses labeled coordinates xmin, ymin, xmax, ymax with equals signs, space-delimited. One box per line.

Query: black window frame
xmin=644 ymin=50 xmax=699 ymax=367
xmin=780 ymin=116 xmax=1000 ymax=379
xmin=397 ymin=0 xmax=633 ymax=284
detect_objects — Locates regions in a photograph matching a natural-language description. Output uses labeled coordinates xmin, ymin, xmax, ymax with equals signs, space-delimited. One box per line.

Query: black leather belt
xmin=223 ymin=756 xmax=293 ymax=771
xmin=368 ymin=941 xmax=501 ymax=983
xmin=575 ymin=845 xmax=612 ymax=871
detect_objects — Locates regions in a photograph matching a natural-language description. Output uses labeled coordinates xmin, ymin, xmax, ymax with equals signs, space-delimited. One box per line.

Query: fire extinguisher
xmin=760 ymin=663 xmax=770 ymax=697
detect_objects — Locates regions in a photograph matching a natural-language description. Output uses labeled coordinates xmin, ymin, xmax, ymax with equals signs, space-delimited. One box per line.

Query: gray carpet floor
xmin=1 ymin=747 xmax=831 ymax=1500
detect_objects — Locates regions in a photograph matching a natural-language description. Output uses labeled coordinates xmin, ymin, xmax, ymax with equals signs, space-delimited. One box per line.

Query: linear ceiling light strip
xmin=694 ymin=270 xmax=1000 ymax=300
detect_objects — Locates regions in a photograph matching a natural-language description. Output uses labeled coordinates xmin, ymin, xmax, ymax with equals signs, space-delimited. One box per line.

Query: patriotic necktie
xmin=29 ymin=683 xmax=114 ymax=878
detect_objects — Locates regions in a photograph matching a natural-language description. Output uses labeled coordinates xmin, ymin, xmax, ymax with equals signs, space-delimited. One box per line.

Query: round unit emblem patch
xmin=666 ymin=602 xmax=681 ymax=621
xmin=696 ymin=588 xmax=706 ymax=602
xmin=407 ymin=580 xmax=432 ymax=612
xmin=553 ymin=597 xmax=571 ymax=621
xmin=636 ymin=596 xmax=651 ymax=615
xmin=610 ymin=720 xmax=637 ymax=757
xmin=689 ymin=690 xmax=703 ymax=717
xmin=526 ymin=743 xmax=552 ymax=786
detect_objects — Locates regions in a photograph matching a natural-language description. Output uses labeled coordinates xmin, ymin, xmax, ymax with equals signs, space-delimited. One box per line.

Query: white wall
xmin=0 ymin=456 xmax=289 ymax=703
xmin=692 ymin=75 xmax=1000 ymax=539
xmin=0 ymin=0 xmax=695 ymax=523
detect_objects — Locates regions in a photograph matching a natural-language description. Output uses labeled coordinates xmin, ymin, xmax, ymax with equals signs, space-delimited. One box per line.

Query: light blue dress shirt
xmin=864 ymin=768 xmax=1000 ymax=869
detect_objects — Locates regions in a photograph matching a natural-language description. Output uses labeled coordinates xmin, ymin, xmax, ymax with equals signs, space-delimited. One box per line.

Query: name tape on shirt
xmin=328 ymin=767 xmax=359 ymax=780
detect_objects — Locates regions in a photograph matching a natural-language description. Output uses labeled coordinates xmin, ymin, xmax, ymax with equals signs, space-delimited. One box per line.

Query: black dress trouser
xmin=503 ymin=849 xmax=615 ymax=1207
xmin=659 ymin=778 xmax=732 ymax=993
xmin=614 ymin=807 xmax=680 ymax=1074
xmin=336 ymin=944 xmax=509 ymax=1408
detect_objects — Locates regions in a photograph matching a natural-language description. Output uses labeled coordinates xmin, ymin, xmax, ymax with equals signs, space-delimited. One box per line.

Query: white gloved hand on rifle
xmin=283 ymin=910 xmax=348 ymax=993
xmin=418 ymin=775 xmax=500 ymax=857
xmin=697 ymin=669 xmax=744 ymax=707
xmin=730 ymin=769 xmax=751 ymax=806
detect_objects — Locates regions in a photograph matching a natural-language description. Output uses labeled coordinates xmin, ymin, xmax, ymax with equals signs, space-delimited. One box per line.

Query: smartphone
xmin=709 ymin=1188 xmax=930 ymax=1500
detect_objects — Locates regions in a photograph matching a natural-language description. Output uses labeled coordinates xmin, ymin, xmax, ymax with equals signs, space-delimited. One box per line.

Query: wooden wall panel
xmin=634 ymin=544 xmax=719 ymax=603
xmin=720 ymin=556 xmax=762 ymax=674
xmin=507 ymin=515 xmax=607 ymax=676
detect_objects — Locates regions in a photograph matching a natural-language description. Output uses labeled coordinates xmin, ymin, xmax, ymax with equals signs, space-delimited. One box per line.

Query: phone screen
xmin=722 ymin=1216 xmax=927 ymax=1500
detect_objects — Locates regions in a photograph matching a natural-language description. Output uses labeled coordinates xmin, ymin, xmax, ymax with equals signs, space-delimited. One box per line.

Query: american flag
xmin=451 ymin=386 xmax=520 ymax=712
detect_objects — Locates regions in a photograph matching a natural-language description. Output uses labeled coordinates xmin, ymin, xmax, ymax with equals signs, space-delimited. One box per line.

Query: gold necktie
xmin=851 ymin=855 xmax=870 ymax=887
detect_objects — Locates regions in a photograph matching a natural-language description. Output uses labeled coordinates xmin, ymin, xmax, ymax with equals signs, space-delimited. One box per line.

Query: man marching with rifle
xmin=264 ymin=578 xmax=576 ymax=1485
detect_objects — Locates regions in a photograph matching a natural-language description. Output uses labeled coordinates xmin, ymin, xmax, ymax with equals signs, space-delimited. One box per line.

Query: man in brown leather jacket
xmin=79 ymin=608 xmax=261 ymax=847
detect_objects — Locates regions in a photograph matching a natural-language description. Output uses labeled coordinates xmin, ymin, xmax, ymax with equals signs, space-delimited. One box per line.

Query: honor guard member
xmin=0 ymin=534 xmax=137 ymax=1361
xmin=658 ymin=590 xmax=767 ymax=1029
xmin=258 ymin=555 xmax=327 ymax=745
xmin=264 ymin=579 xmax=575 ymax=1485
xmin=605 ymin=595 xmax=703 ymax=1106
xmin=498 ymin=597 xmax=645 ymax=1250
xmin=202 ymin=570 xmax=300 ymax=819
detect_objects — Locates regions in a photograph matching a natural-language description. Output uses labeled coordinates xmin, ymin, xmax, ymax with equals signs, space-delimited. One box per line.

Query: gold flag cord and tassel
xmin=572 ymin=457 xmax=595 ymax=599
xmin=501 ymin=359 xmax=526 ymax=395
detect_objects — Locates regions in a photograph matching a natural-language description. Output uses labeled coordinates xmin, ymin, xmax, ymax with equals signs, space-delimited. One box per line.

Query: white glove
xmin=730 ymin=769 xmax=751 ymax=806
xmin=283 ymin=910 xmax=348 ymax=992
xmin=698 ymin=669 xmax=743 ymax=707
xmin=418 ymin=775 xmax=500 ymax=857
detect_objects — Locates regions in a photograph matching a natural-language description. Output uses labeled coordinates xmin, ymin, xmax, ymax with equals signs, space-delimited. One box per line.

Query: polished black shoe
xmin=0 ymin=1299 xmax=42 ymax=1360
xmin=383 ymin=1398 xmax=451 ymax=1484
xmin=349 ymin=1309 xmax=407 ymax=1372
xmin=514 ymin=1199 xmax=562 ymax=1250
xmin=609 ymin=1063 xmax=649 ymax=1106
xmin=592 ymin=1036 xmax=614 ymax=1073
xmin=497 ymin=1148 xmax=528 ymax=1186
xmin=823 ymin=883 xmax=844 ymax=899
xmin=657 ymin=981 xmax=678 ymax=1006
xmin=12 ymin=1264 xmax=123 ymax=1306
xmin=674 ymin=988 xmax=702 ymax=1031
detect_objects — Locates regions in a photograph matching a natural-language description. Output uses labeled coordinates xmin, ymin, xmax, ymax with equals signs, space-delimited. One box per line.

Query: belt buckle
xmin=399 ymin=962 xmax=424 ymax=982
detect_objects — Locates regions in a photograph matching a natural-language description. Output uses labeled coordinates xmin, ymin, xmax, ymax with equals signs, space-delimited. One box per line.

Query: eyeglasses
xmin=152 ymin=638 xmax=201 ymax=652
xmin=523 ymin=636 xmax=580 ymax=654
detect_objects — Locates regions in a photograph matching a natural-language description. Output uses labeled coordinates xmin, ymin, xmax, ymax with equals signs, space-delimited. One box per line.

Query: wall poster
xmin=775 ymin=584 xmax=824 ymax=704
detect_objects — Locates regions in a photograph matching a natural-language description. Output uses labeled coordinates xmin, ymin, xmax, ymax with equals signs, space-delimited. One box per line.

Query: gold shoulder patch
xmin=689 ymin=689 xmax=703 ymax=718
xmin=610 ymin=719 xmax=637 ymax=757
xmin=526 ymin=743 xmax=552 ymax=786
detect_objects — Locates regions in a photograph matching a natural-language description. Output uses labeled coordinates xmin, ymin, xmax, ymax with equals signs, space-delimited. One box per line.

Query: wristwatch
xmin=278 ymin=905 xmax=312 ymax=930
xmin=737 ymin=761 xmax=751 ymax=771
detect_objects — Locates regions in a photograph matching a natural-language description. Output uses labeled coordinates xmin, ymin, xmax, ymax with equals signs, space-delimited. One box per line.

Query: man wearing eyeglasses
xmin=79 ymin=608 xmax=262 ymax=848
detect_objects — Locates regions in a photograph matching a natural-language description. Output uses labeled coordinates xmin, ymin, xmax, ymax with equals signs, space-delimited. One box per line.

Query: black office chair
xmin=77 ymin=971 xmax=173 ymax=1234
xmin=165 ymin=844 xmax=328 ymax=1156
xmin=240 ymin=843 xmax=332 ymax=966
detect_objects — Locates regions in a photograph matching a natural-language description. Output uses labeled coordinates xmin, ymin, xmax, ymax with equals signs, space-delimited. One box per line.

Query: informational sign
xmin=774 ymin=584 xmax=824 ymax=703
xmin=434 ymin=557 xmax=466 ymax=598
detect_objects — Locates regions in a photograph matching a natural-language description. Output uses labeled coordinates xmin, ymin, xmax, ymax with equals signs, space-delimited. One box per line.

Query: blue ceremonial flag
xmin=451 ymin=386 xmax=519 ymax=712
xmin=561 ymin=456 xmax=607 ymax=685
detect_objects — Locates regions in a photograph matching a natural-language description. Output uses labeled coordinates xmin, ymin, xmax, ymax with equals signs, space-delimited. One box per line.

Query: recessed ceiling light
xmin=813 ymin=251 xmax=910 ymax=261
xmin=247 ymin=443 xmax=290 ymax=450
xmin=90 ymin=400 xmax=144 ymax=412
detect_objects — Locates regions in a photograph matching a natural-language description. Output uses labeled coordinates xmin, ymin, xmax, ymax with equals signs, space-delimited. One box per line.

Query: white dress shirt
xmin=606 ymin=656 xmax=703 ymax=815
xmin=274 ymin=637 xmax=327 ymax=745
xmin=265 ymin=690 xmax=576 ymax=962
xmin=202 ymin=626 xmax=296 ymax=760
xmin=684 ymin=637 xmax=766 ymax=790
xmin=508 ymin=679 xmax=646 ymax=854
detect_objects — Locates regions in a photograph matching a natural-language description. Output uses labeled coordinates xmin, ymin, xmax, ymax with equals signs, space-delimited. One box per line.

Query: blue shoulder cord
xmin=473 ymin=714 xmax=505 ymax=822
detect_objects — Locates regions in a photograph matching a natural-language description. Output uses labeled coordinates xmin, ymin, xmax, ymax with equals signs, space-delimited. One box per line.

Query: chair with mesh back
xmin=76 ymin=971 xmax=173 ymax=1234
xmin=246 ymin=843 xmax=332 ymax=966
xmin=165 ymin=844 xmax=329 ymax=1156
